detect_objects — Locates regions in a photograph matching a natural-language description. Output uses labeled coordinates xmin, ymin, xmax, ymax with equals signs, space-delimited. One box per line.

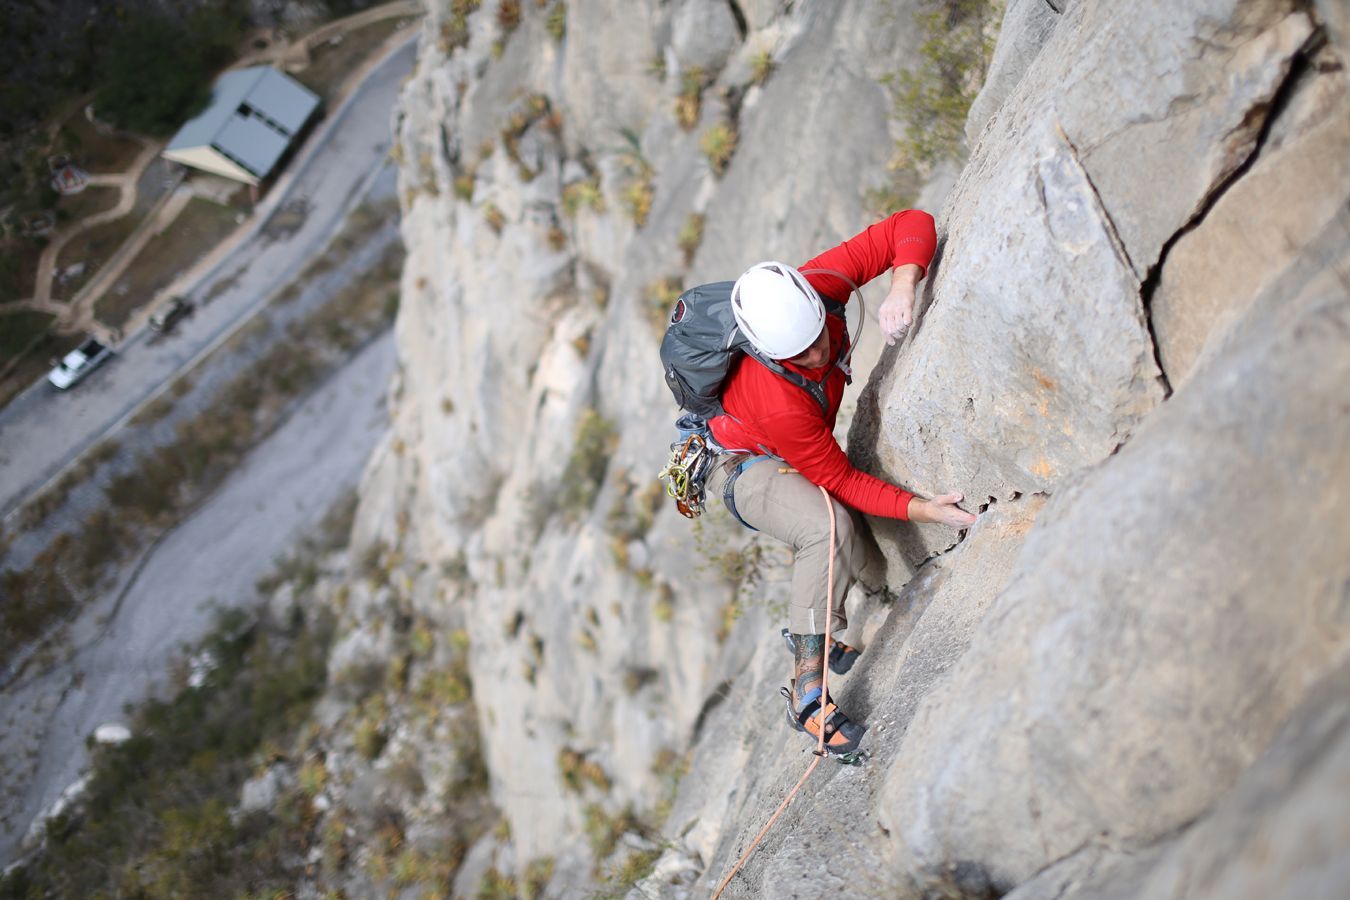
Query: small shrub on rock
xmin=675 ymin=66 xmax=708 ymax=130
xmin=678 ymin=213 xmax=705 ymax=265
xmin=701 ymin=123 xmax=738 ymax=177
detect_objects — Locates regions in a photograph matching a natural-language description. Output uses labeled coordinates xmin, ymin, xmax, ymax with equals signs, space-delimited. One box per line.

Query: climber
xmin=701 ymin=210 xmax=977 ymax=757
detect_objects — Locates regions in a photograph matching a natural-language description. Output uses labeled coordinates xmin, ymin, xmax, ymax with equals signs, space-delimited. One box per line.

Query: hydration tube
xmin=798 ymin=267 xmax=866 ymax=367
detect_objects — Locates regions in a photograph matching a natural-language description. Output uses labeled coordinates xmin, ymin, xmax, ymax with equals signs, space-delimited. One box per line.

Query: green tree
xmin=94 ymin=6 xmax=244 ymax=135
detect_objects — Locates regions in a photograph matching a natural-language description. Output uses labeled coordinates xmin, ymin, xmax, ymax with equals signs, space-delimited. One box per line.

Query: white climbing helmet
xmin=731 ymin=261 xmax=826 ymax=359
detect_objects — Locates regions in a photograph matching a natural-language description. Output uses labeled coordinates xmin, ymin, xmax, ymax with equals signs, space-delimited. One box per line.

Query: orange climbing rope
xmin=711 ymin=485 xmax=837 ymax=899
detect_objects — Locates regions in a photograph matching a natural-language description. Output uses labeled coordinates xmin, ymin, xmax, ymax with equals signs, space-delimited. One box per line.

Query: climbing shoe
xmin=781 ymin=682 xmax=866 ymax=759
xmin=780 ymin=627 xmax=861 ymax=675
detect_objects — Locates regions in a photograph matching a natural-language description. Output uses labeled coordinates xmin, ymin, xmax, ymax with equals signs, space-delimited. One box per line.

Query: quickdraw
xmin=657 ymin=432 xmax=716 ymax=518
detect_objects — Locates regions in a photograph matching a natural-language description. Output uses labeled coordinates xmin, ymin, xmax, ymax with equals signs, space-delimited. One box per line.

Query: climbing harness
xmin=657 ymin=414 xmax=719 ymax=518
xmin=711 ymin=486 xmax=861 ymax=900
xmin=720 ymin=454 xmax=775 ymax=531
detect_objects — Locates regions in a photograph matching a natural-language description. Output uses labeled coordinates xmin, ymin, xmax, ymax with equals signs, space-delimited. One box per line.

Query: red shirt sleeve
xmin=761 ymin=405 xmax=915 ymax=520
xmin=797 ymin=209 xmax=936 ymax=302
xmin=718 ymin=210 xmax=937 ymax=519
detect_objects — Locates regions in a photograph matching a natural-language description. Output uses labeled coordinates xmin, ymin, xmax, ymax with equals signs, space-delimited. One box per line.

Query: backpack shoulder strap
xmin=745 ymin=349 xmax=831 ymax=416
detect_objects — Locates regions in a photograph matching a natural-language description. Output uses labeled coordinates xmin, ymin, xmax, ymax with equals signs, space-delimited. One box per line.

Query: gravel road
xmin=0 ymin=330 xmax=395 ymax=863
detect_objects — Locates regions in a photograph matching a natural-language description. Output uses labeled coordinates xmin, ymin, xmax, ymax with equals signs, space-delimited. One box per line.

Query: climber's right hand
xmin=907 ymin=493 xmax=977 ymax=528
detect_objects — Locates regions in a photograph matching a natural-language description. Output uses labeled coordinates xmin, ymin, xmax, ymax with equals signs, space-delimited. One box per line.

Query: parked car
xmin=48 ymin=337 xmax=114 ymax=390
xmin=149 ymin=296 xmax=194 ymax=333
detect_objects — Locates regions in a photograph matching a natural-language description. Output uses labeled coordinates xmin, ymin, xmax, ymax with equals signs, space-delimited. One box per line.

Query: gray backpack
xmin=659 ymin=280 xmax=849 ymax=419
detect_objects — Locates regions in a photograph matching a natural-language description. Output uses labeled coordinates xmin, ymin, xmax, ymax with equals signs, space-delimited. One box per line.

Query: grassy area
xmin=55 ymin=111 xmax=144 ymax=174
xmin=50 ymin=213 xmax=144 ymax=301
xmin=0 ymin=237 xmax=43 ymax=304
xmin=0 ymin=310 xmax=56 ymax=361
xmin=98 ymin=197 xmax=241 ymax=327
xmin=0 ymin=476 xmax=492 ymax=896
xmin=295 ymin=17 xmax=409 ymax=105
xmin=0 ymin=187 xmax=118 ymax=322
xmin=55 ymin=185 xmax=120 ymax=224
xmin=0 ymin=604 xmax=336 ymax=899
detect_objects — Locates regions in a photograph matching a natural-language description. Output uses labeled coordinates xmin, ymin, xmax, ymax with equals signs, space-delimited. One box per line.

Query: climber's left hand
xmin=878 ymin=264 xmax=922 ymax=345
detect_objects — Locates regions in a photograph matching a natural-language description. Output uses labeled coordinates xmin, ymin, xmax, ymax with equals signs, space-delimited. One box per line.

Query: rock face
xmin=307 ymin=0 xmax=1350 ymax=896
xmin=878 ymin=202 xmax=1350 ymax=893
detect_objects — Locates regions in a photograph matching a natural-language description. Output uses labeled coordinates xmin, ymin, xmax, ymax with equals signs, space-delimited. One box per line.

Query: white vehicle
xmin=48 ymin=337 xmax=114 ymax=390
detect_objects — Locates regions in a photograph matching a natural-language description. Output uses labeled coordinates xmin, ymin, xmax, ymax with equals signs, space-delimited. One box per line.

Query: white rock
xmin=92 ymin=724 xmax=131 ymax=745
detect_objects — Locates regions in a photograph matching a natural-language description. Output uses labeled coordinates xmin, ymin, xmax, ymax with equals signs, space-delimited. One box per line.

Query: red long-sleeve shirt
xmin=708 ymin=210 xmax=937 ymax=519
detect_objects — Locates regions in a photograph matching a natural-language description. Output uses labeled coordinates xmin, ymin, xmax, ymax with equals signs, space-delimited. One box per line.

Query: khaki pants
xmin=705 ymin=454 xmax=865 ymax=636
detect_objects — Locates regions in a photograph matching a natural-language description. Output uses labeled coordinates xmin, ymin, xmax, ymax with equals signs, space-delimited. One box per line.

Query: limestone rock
xmin=559 ymin=0 xmax=667 ymax=150
xmin=1114 ymin=660 xmax=1350 ymax=900
xmin=91 ymin=724 xmax=131 ymax=745
xmin=853 ymin=0 xmax=1314 ymax=567
xmin=965 ymin=0 xmax=1063 ymax=146
xmin=1050 ymin=0 xmax=1313 ymax=272
xmin=670 ymin=0 xmax=741 ymax=73
xmin=239 ymin=764 xmax=293 ymax=815
xmin=1011 ymin=659 xmax=1350 ymax=900
xmin=322 ymin=0 xmax=1350 ymax=895
xmin=876 ymin=207 xmax=1350 ymax=894
xmin=1315 ymin=0 xmax=1349 ymax=64
xmin=662 ymin=496 xmax=1044 ymax=897
xmin=1151 ymin=55 xmax=1350 ymax=386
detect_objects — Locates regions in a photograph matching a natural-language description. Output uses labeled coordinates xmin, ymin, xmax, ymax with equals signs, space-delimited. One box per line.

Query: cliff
xmin=301 ymin=0 xmax=1350 ymax=896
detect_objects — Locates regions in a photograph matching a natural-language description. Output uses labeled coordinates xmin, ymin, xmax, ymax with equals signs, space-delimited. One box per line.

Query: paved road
xmin=0 ymin=35 xmax=416 ymax=522
xmin=0 ymin=331 xmax=396 ymax=864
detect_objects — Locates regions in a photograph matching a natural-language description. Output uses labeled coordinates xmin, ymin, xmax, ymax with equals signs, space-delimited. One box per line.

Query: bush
xmin=750 ymin=50 xmax=775 ymax=86
xmin=871 ymin=0 xmax=999 ymax=211
xmin=615 ymin=129 xmax=655 ymax=227
xmin=558 ymin=408 xmax=617 ymax=518
xmin=645 ymin=277 xmax=683 ymax=336
xmin=582 ymin=804 xmax=641 ymax=861
xmin=678 ymin=213 xmax=705 ymax=265
xmin=561 ymin=177 xmax=604 ymax=216
xmin=483 ymin=202 xmax=506 ymax=233
xmin=622 ymin=177 xmax=653 ymax=227
xmin=700 ymin=123 xmax=737 ymax=177
xmin=496 ymin=0 xmax=522 ymax=32
xmin=546 ymin=2 xmax=567 ymax=40
xmin=675 ymin=67 xmax=708 ymax=130
xmin=558 ymin=747 xmax=611 ymax=793
xmin=523 ymin=856 xmax=555 ymax=899
xmin=0 ymin=607 xmax=335 ymax=897
xmin=606 ymin=847 xmax=662 ymax=891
